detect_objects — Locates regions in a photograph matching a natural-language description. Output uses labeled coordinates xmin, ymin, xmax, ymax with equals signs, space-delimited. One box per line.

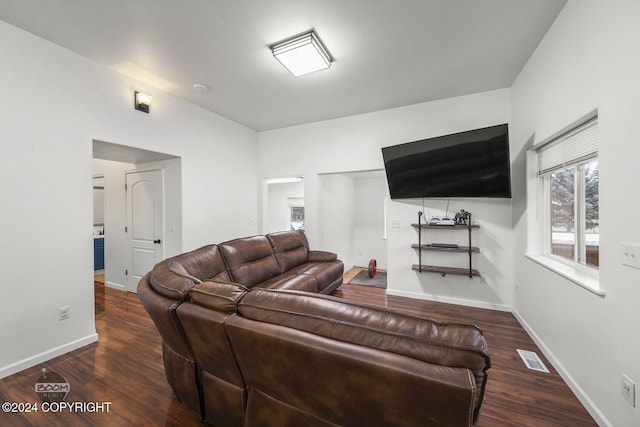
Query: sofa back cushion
xmin=220 ymin=235 xmax=282 ymax=287
xmin=267 ymin=230 xmax=309 ymax=272
xmin=238 ymin=288 xmax=490 ymax=372
xmin=149 ymin=244 xmax=230 ymax=300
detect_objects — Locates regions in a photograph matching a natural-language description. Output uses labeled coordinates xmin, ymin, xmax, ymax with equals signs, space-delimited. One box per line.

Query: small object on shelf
xmin=428 ymin=216 xmax=455 ymax=226
xmin=430 ymin=243 xmax=459 ymax=248
xmin=454 ymin=209 xmax=471 ymax=225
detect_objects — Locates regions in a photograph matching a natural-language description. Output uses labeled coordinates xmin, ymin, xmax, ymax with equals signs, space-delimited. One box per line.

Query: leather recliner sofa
xmin=137 ymin=231 xmax=345 ymax=418
xmin=138 ymin=230 xmax=491 ymax=426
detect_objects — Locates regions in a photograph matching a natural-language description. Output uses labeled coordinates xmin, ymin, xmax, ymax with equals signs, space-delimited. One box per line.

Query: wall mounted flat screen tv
xmin=382 ymin=124 xmax=511 ymax=199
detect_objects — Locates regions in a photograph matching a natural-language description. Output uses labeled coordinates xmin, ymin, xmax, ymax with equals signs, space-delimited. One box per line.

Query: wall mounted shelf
xmin=411 ymin=244 xmax=480 ymax=253
xmin=412 ymin=213 xmax=479 ymax=277
xmin=411 ymin=264 xmax=480 ymax=276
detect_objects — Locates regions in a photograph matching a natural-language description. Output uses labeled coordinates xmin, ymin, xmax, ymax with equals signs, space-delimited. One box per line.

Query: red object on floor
xmin=367 ymin=259 xmax=377 ymax=278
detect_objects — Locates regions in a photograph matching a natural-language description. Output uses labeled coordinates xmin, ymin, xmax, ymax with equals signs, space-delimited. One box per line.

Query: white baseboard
xmin=386 ymin=288 xmax=512 ymax=312
xmin=0 ymin=333 xmax=98 ymax=380
xmin=105 ymin=281 xmax=125 ymax=291
xmin=511 ymin=309 xmax=610 ymax=427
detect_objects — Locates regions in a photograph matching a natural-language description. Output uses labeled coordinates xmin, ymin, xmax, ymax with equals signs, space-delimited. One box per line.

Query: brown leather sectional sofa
xmin=138 ymin=230 xmax=491 ymax=426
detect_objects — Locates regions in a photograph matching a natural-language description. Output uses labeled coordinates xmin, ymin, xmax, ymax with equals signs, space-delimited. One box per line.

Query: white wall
xmin=387 ymin=196 xmax=513 ymax=311
xmin=511 ymin=1 xmax=640 ymax=426
xmin=260 ymin=88 xmax=512 ymax=308
xmin=0 ymin=21 xmax=259 ymax=378
xmin=302 ymin=171 xmax=387 ymax=271
xmin=352 ymin=176 xmax=387 ymax=269
xmin=319 ymin=174 xmax=356 ymax=269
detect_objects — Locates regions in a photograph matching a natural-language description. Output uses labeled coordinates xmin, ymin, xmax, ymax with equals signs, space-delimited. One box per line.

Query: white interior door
xmin=125 ymin=169 xmax=163 ymax=292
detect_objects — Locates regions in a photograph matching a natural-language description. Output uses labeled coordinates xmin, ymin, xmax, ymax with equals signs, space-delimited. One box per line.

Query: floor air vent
xmin=517 ymin=349 xmax=549 ymax=373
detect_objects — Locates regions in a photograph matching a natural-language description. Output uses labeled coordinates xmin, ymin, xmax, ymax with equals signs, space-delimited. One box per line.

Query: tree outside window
xmin=584 ymin=160 xmax=599 ymax=267
xmin=549 ymin=159 xmax=599 ymax=268
xmin=290 ymin=206 xmax=305 ymax=231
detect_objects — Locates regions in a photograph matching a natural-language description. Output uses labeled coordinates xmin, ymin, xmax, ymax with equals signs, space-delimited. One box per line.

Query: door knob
xmin=154 ymin=239 xmax=162 ymax=244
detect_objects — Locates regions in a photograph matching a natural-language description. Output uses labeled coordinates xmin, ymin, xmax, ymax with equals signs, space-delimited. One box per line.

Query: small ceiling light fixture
xmin=134 ymin=91 xmax=152 ymax=113
xmin=266 ymin=176 xmax=304 ymax=184
xmin=270 ymin=30 xmax=333 ymax=77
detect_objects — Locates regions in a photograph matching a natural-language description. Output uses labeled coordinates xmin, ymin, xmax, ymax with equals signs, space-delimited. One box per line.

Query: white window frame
xmin=525 ymin=114 xmax=602 ymax=295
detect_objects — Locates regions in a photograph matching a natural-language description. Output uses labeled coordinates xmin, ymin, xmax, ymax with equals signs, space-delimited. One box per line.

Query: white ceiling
xmin=0 ymin=0 xmax=566 ymax=131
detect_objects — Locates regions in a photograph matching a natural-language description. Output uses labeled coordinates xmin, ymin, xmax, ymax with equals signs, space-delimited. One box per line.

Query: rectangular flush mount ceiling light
xmin=266 ymin=176 xmax=303 ymax=184
xmin=270 ymin=31 xmax=333 ymax=77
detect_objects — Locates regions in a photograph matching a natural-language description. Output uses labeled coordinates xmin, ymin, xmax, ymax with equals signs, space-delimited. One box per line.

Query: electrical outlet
xmin=391 ymin=220 xmax=401 ymax=228
xmin=58 ymin=305 xmax=71 ymax=321
xmin=622 ymin=374 xmax=636 ymax=407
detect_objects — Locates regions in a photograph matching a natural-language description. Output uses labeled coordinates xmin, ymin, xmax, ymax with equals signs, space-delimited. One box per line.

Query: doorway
xmin=92 ymin=140 xmax=182 ymax=293
xmin=318 ymin=170 xmax=387 ymax=271
xmin=262 ymin=176 xmax=305 ymax=234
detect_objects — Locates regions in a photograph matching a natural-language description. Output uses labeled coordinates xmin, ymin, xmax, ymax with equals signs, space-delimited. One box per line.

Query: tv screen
xmin=382 ymin=124 xmax=511 ymax=199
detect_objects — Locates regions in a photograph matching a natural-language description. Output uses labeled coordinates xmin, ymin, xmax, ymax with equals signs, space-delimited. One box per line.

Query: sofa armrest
xmin=307 ymin=250 xmax=337 ymax=262
xmin=189 ymin=281 xmax=249 ymax=312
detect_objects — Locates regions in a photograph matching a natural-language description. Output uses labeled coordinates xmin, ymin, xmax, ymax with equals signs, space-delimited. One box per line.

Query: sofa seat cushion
xmin=289 ymin=261 xmax=344 ymax=292
xmin=220 ymin=235 xmax=282 ymax=287
xmin=253 ymin=271 xmax=318 ymax=293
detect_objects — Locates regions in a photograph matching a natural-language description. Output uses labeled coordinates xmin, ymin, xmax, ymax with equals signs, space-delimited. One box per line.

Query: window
xmin=288 ymin=197 xmax=305 ymax=231
xmin=538 ymin=117 xmax=599 ymax=269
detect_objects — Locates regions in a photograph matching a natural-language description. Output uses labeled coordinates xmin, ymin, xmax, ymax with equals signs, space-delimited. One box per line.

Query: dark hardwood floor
xmin=0 ymin=277 xmax=597 ymax=426
xmin=333 ymin=284 xmax=597 ymax=427
xmin=0 ymin=282 xmax=199 ymax=427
